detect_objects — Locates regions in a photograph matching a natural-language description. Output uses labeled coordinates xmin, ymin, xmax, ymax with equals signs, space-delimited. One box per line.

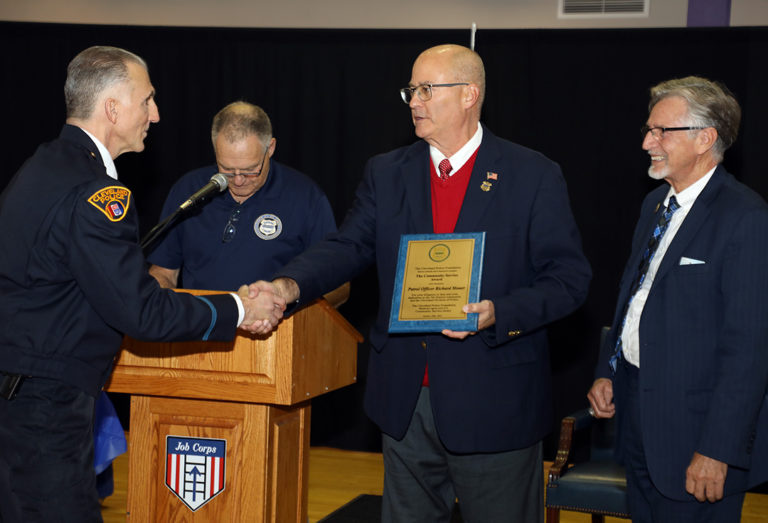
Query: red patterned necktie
xmin=438 ymin=159 xmax=453 ymax=181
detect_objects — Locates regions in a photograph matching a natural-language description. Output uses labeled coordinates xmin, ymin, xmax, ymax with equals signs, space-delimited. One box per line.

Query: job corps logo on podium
xmin=165 ymin=436 xmax=227 ymax=511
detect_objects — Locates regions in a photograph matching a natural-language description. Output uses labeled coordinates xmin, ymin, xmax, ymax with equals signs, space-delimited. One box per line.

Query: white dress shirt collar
xmin=663 ymin=166 xmax=716 ymax=209
xmin=78 ymin=127 xmax=119 ymax=180
xmin=429 ymin=123 xmax=483 ymax=177
xmin=664 ymin=166 xmax=717 ymax=207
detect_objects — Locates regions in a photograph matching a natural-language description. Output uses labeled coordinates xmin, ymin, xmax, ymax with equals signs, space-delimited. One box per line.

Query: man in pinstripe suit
xmin=588 ymin=76 xmax=768 ymax=522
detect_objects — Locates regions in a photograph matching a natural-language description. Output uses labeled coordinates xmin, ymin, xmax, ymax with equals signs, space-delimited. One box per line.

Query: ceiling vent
xmin=559 ymin=0 xmax=649 ymax=17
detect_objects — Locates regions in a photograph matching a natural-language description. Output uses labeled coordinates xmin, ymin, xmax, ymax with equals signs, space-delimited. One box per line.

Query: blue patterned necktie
xmin=610 ymin=196 xmax=680 ymax=372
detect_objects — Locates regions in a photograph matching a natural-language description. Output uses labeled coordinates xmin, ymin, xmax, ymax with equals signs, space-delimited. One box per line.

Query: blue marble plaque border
xmin=389 ymin=232 xmax=485 ymax=333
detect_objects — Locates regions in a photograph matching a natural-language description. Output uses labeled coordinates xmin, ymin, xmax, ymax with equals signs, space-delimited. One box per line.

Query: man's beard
xmin=647 ymin=164 xmax=667 ymax=180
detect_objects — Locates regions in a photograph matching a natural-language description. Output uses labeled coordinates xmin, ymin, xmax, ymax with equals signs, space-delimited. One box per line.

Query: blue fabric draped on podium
xmin=93 ymin=392 xmax=127 ymax=498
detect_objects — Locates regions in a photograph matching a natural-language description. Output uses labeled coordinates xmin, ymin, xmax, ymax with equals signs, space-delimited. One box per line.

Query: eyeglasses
xmin=399 ymin=82 xmax=469 ymax=104
xmin=641 ymin=126 xmax=706 ymax=140
xmin=222 ymin=205 xmax=242 ymax=243
xmin=217 ymin=145 xmax=270 ymax=179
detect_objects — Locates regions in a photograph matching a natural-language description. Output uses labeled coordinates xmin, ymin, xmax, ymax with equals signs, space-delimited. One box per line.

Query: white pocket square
xmin=679 ymin=256 xmax=706 ymax=265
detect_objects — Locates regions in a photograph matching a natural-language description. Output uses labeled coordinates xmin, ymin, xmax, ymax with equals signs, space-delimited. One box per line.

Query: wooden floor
xmin=101 ymin=447 xmax=768 ymax=522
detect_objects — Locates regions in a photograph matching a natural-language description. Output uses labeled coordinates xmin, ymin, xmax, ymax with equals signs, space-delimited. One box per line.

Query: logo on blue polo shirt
xmin=254 ymin=214 xmax=283 ymax=240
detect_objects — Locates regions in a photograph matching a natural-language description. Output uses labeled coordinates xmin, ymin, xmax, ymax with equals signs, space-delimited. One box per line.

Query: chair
xmin=545 ymin=407 xmax=629 ymax=522
xmin=545 ymin=326 xmax=629 ymax=522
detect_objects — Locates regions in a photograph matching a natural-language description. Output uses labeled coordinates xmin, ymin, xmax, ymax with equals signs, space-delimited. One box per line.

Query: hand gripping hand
xmin=237 ymin=281 xmax=287 ymax=335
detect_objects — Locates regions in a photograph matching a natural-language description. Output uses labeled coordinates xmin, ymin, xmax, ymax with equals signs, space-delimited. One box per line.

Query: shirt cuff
xmin=230 ymin=293 xmax=245 ymax=326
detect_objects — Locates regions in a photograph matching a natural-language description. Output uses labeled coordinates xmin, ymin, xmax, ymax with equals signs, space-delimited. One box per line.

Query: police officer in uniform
xmin=0 ymin=46 xmax=284 ymax=523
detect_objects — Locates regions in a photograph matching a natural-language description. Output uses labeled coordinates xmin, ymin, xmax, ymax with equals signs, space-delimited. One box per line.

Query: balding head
xmin=417 ymin=44 xmax=486 ymax=113
xmin=408 ymin=44 xmax=485 ymax=155
xmin=211 ymin=101 xmax=273 ymax=148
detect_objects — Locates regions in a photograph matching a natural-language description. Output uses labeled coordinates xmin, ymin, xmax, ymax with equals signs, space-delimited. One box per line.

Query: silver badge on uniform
xmin=254 ymin=214 xmax=283 ymax=240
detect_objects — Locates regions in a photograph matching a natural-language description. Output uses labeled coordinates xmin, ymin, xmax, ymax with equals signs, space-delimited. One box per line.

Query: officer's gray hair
xmin=65 ymin=46 xmax=147 ymax=120
xmin=211 ymin=101 xmax=272 ymax=148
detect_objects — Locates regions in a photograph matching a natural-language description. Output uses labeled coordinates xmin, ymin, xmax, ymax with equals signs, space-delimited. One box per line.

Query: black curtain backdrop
xmin=2 ymin=22 xmax=767 ymax=456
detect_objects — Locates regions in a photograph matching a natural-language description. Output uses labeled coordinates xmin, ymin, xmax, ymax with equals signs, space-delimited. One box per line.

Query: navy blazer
xmin=597 ymin=166 xmax=768 ymax=499
xmin=278 ymin=126 xmax=591 ymax=453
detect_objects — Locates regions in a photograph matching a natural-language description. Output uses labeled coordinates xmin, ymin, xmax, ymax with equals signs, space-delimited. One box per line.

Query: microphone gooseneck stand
xmin=140 ymin=173 xmax=229 ymax=251
xmin=140 ymin=208 xmax=183 ymax=250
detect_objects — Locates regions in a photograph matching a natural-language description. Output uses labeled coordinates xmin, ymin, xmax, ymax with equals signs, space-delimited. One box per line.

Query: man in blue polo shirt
xmin=149 ymin=101 xmax=347 ymax=303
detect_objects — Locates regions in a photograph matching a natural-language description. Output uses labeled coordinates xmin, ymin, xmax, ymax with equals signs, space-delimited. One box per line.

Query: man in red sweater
xmin=269 ymin=44 xmax=591 ymax=522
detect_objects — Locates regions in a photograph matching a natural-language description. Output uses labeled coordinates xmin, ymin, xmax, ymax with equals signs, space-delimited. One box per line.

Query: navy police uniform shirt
xmin=147 ymin=161 xmax=336 ymax=291
xmin=0 ymin=125 xmax=240 ymax=396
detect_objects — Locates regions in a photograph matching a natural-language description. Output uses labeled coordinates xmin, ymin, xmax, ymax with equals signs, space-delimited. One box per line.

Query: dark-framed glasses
xmin=399 ymin=82 xmax=469 ymax=104
xmin=217 ymin=144 xmax=270 ymax=179
xmin=222 ymin=205 xmax=242 ymax=243
xmin=641 ymin=125 xmax=706 ymax=140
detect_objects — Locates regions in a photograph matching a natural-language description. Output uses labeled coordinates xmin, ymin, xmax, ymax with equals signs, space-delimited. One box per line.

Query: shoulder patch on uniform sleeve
xmin=87 ymin=186 xmax=132 ymax=222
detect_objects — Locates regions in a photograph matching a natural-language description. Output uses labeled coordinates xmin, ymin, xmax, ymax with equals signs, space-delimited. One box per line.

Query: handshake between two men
xmin=235 ymin=276 xmax=492 ymax=339
xmin=235 ymin=278 xmax=300 ymax=335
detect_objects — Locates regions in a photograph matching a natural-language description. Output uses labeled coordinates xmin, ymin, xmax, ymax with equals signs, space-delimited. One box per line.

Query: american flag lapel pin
xmin=481 ymin=171 xmax=498 ymax=191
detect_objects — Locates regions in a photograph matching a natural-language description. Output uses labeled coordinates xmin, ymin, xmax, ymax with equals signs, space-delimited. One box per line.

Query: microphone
xmin=140 ymin=173 xmax=228 ymax=250
xmin=179 ymin=173 xmax=228 ymax=210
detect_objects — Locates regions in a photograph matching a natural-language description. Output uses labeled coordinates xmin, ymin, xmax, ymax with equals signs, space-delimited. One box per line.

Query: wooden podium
xmin=105 ymin=292 xmax=362 ymax=522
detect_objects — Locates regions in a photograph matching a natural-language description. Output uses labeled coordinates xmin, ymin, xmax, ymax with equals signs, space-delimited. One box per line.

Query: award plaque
xmin=389 ymin=232 xmax=485 ymax=333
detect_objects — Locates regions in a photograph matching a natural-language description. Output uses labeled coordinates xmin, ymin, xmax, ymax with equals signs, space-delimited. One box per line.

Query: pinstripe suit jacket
xmin=597 ymin=166 xmax=768 ymax=499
